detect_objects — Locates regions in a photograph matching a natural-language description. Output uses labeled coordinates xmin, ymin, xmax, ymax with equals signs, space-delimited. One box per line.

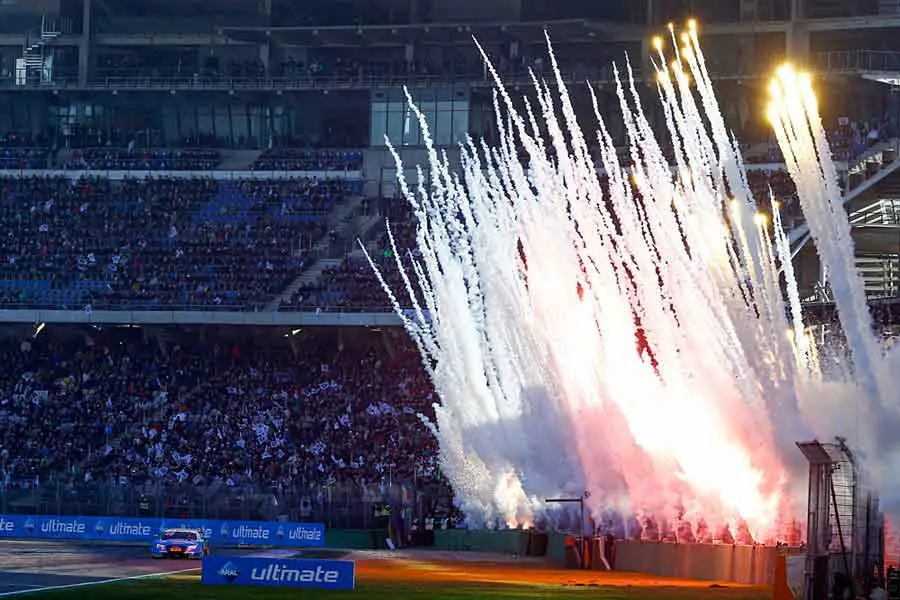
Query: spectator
xmin=0 ymin=175 xmax=360 ymax=310
xmin=67 ymin=148 xmax=221 ymax=171
xmin=253 ymin=150 xmax=363 ymax=172
xmin=0 ymin=327 xmax=437 ymax=496
xmin=286 ymin=201 xmax=417 ymax=312
xmin=0 ymin=133 xmax=51 ymax=169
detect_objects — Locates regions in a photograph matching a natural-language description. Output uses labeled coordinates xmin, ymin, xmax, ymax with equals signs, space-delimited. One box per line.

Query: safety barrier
xmin=612 ymin=540 xmax=777 ymax=585
xmin=773 ymin=551 xmax=806 ymax=600
xmin=0 ymin=514 xmax=324 ymax=547
xmin=433 ymin=529 xmax=532 ymax=555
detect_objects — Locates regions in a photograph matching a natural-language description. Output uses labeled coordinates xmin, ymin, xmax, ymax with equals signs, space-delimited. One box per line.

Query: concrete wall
xmin=434 ymin=529 xmax=532 ymax=555
xmin=326 ymin=529 xmax=383 ymax=549
xmin=429 ymin=530 xmax=779 ymax=586
xmin=613 ymin=540 xmax=778 ymax=585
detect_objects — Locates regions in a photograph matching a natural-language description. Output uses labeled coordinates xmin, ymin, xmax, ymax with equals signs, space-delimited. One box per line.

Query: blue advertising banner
xmin=201 ymin=556 xmax=355 ymax=590
xmin=0 ymin=515 xmax=324 ymax=547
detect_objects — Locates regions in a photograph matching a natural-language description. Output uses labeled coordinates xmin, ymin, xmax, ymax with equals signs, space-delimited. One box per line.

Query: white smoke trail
xmin=366 ymin=28 xmax=892 ymax=538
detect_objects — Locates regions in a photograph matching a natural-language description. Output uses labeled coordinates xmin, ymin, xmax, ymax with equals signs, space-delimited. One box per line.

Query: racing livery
xmin=150 ymin=529 xmax=209 ymax=559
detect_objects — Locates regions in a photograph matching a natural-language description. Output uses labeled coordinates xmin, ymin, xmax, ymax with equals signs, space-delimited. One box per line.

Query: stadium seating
xmin=252 ymin=149 xmax=363 ymax=172
xmin=0 ymin=328 xmax=437 ymax=499
xmin=746 ymin=168 xmax=801 ymax=225
xmin=0 ymin=133 xmax=52 ymax=170
xmin=67 ymin=148 xmax=221 ymax=171
xmin=742 ymin=123 xmax=878 ymax=165
xmin=0 ymin=165 xmax=808 ymax=314
xmin=284 ymin=169 xmax=806 ymax=313
xmin=285 ymin=201 xmax=417 ymax=312
xmin=0 ymin=176 xmax=361 ymax=310
xmin=0 ymin=148 xmax=51 ymax=170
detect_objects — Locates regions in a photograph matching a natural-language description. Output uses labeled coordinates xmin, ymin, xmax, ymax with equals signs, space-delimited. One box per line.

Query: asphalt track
xmin=0 ymin=543 xmax=771 ymax=598
xmin=0 ymin=540 xmax=289 ymax=597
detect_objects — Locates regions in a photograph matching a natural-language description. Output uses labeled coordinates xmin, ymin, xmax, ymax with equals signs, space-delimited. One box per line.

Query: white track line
xmin=0 ymin=567 xmax=200 ymax=597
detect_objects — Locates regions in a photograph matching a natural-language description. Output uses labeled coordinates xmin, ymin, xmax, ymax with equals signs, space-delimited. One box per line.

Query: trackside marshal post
xmin=202 ymin=556 xmax=355 ymax=590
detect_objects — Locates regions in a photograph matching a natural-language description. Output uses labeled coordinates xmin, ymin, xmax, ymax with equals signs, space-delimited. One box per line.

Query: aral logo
xmin=218 ymin=562 xmax=240 ymax=583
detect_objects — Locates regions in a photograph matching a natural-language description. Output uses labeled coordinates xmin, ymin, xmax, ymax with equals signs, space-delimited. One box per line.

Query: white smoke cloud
xmin=364 ymin=32 xmax=894 ymax=540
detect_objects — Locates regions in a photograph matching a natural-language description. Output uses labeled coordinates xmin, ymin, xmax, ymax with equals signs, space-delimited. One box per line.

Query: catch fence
xmin=0 ymin=478 xmax=450 ymax=530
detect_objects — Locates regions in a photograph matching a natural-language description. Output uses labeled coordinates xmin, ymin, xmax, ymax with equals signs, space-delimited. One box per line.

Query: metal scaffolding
xmin=797 ymin=438 xmax=884 ymax=600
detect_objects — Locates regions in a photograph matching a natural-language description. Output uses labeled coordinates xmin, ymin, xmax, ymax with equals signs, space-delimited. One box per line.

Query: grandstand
xmin=0 ymin=0 xmax=897 ymax=580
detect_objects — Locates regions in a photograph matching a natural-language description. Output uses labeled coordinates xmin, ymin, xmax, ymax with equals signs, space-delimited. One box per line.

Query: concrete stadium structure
xmin=0 ymin=2 xmax=899 ymax=600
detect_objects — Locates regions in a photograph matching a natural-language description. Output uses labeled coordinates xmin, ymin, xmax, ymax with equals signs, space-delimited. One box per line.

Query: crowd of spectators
xmin=285 ymin=200 xmax=417 ymax=312
xmin=744 ymin=118 xmax=890 ymax=164
xmin=0 ymin=133 xmax=51 ymax=170
xmin=90 ymin=49 xmax=586 ymax=86
xmin=0 ymin=147 xmax=50 ymax=170
xmin=0 ymin=175 xmax=359 ymax=310
xmin=93 ymin=51 xmax=199 ymax=81
xmin=252 ymin=149 xmax=363 ymax=171
xmin=67 ymin=148 xmax=221 ymax=171
xmin=746 ymin=167 xmax=802 ymax=225
xmin=282 ymin=168 xmax=805 ymax=313
xmin=0 ymin=327 xmax=437 ymax=496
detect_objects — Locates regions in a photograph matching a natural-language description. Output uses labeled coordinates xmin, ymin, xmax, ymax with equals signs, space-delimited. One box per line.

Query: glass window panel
xmin=423 ymin=103 xmax=439 ymax=145
xmin=370 ymin=102 xmax=387 ymax=146
xmin=197 ymin=105 xmax=214 ymax=136
xmin=386 ymin=104 xmax=404 ymax=145
xmin=214 ymin=105 xmax=231 ymax=144
xmin=161 ymin=103 xmax=179 ymax=144
xmin=452 ymin=106 xmax=469 ymax=144
xmin=231 ymin=105 xmax=249 ymax=145
xmin=248 ymin=105 xmax=262 ymax=146
xmin=403 ymin=105 xmax=421 ymax=146
xmin=435 ymin=104 xmax=452 ymax=146
xmin=179 ymin=104 xmax=197 ymax=135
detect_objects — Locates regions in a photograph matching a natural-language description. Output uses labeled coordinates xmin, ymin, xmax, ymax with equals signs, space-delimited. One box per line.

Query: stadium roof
xmin=220 ymin=19 xmax=647 ymax=47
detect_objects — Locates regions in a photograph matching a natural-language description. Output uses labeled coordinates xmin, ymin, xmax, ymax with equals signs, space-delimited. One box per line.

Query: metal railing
xmin=6 ymin=51 xmax=900 ymax=92
xmin=0 ymin=66 xmax=646 ymax=91
xmin=843 ymin=138 xmax=900 ymax=198
xmin=282 ymin=303 xmax=400 ymax=314
xmin=0 ymin=168 xmax=364 ymax=180
xmin=0 ymin=478 xmax=445 ymax=529
xmin=0 ymin=300 xmax=269 ymax=312
xmin=814 ymin=50 xmax=900 ymax=74
xmin=850 ymin=198 xmax=900 ymax=226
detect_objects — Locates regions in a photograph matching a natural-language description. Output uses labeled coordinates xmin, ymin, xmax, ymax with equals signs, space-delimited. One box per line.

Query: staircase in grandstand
xmin=789 ymin=138 xmax=900 ymax=256
xmin=18 ymin=16 xmax=61 ymax=86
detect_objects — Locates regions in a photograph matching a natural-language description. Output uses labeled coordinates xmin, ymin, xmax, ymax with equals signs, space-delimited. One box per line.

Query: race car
xmin=150 ymin=529 xmax=209 ymax=559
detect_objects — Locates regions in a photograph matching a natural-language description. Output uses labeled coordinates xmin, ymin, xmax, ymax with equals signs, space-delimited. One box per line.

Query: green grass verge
xmin=34 ymin=577 xmax=771 ymax=599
